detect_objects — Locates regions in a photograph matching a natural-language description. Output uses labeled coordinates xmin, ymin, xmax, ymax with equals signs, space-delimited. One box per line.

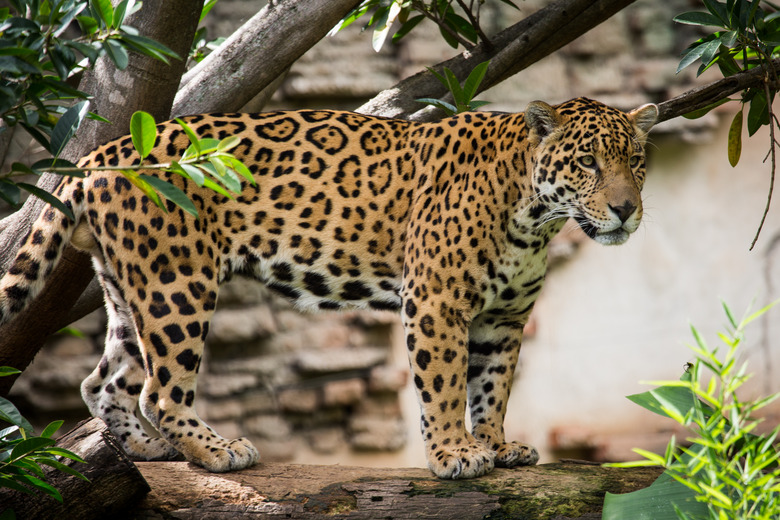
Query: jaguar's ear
xmin=629 ymin=103 xmax=658 ymax=134
xmin=525 ymin=101 xmax=562 ymax=139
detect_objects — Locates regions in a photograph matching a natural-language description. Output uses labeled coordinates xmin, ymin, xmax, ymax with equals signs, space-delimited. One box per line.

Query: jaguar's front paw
xmin=427 ymin=442 xmax=495 ymax=479
xmin=186 ymin=436 xmax=260 ymax=473
xmin=493 ymin=441 xmax=539 ymax=468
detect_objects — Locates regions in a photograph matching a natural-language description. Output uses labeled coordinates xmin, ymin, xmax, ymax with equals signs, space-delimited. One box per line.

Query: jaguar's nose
xmin=608 ymin=201 xmax=637 ymax=223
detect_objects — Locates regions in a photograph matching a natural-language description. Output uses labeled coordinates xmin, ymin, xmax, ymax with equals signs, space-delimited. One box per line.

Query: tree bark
xmin=0 ymin=418 xmax=150 ymax=520
xmin=0 ymin=0 xmax=203 ymax=395
xmin=173 ymin=0 xmax=361 ymax=116
xmin=133 ymin=459 xmax=662 ymax=519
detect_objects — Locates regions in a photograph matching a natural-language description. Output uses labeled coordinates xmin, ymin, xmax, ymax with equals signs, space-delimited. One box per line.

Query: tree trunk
xmin=133 ymin=459 xmax=662 ymax=519
xmin=0 ymin=0 xmax=203 ymax=395
xmin=0 ymin=418 xmax=150 ymax=520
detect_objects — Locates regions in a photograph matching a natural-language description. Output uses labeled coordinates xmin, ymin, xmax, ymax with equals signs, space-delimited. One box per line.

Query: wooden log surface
xmin=134 ymin=459 xmax=662 ymax=519
xmin=0 ymin=418 xmax=150 ymax=520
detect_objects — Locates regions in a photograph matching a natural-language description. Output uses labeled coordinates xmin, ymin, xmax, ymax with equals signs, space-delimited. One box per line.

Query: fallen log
xmin=134 ymin=459 xmax=662 ymax=519
xmin=0 ymin=418 xmax=150 ymax=519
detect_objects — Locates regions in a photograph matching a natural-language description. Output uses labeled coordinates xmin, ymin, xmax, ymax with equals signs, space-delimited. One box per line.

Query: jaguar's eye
xmin=629 ymin=155 xmax=642 ymax=167
xmin=578 ymin=155 xmax=596 ymax=168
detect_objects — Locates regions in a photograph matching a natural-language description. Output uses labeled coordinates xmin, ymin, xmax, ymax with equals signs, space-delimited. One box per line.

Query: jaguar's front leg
xmin=467 ymin=314 xmax=539 ymax=468
xmin=402 ymin=294 xmax=495 ymax=479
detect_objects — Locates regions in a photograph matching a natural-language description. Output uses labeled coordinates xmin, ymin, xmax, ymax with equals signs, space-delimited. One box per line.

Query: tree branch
xmin=655 ymin=58 xmax=780 ymax=123
xmin=358 ymin=0 xmax=638 ymax=119
xmin=172 ymin=0 xmax=361 ymax=116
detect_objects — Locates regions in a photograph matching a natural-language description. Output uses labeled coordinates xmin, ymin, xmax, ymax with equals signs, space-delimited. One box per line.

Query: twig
xmin=412 ymin=0 xmax=476 ymax=49
xmin=750 ymin=76 xmax=777 ymax=251
xmin=455 ymin=0 xmax=492 ymax=48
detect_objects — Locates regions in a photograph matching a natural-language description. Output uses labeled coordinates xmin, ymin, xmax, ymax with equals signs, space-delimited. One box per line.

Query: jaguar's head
xmin=525 ymin=97 xmax=658 ymax=245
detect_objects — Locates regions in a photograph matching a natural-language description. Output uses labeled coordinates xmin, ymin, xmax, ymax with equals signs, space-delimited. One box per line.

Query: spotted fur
xmin=0 ymin=97 xmax=657 ymax=477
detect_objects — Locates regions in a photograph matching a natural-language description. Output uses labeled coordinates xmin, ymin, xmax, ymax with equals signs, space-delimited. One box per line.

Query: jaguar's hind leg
xmin=81 ymin=268 xmax=179 ymax=460
xmin=129 ymin=279 xmax=259 ymax=472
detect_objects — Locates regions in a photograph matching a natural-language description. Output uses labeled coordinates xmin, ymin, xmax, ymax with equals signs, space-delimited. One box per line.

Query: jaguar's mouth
xmin=575 ymin=217 xmax=631 ymax=246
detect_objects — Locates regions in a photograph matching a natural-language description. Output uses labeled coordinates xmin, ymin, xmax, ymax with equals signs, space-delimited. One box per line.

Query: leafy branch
xmin=329 ymin=0 xmax=520 ymax=52
xmin=1 ymin=367 xmax=88 ymax=516
xmin=603 ymin=301 xmax=780 ymax=520
xmin=674 ymin=0 xmax=780 ymax=249
xmin=417 ymin=60 xmax=491 ymax=115
xmin=1 ymin=111 xmax=254 ymax=220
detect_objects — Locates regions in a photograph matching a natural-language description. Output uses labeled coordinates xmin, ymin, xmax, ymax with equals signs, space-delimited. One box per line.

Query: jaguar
xmin=0 ymin=97 xmax=657 ymax=478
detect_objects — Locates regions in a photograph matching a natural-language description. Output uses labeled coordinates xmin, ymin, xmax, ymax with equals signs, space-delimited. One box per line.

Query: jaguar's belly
xmin=234 ymin=252 xmax=403 ymax=312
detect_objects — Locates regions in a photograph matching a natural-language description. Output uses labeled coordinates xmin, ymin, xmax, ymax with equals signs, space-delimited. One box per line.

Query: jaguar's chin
xmin=593 ymin=228 xmax=630 ymax=246
xmin=576 ymin=218 xmax=632 ymax=246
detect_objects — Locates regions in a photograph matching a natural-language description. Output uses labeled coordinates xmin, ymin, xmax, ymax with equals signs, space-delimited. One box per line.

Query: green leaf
xmin=118 ymin=33 xmax=179 ymax=64
xmin=13 ymin=473 xmax=63 ymax=502
xmin=129 ymin=111 xmax=157 ymax=160
xmin=463 ymin=61 xmax=490 ymax=102
xmin=50 ymin=100 xmax=90 ymax=157
xmin=171 ymin=161 xmax=205 ymax=186
xmin=30 ymin=158 xmax=83 ymax=176
xmin=123 ymin=170 xmax=163 ymax=209
xmin=40 ymin=447 xmax=87 ymax=464
xmin=0 ymin=367 xmax=21 ymax=377
xmin=93 ymin=0 xmax=113 ymax=28
xmin=468 ymin=100 xmax=492 ymax=110
xmin=113 ymin=0 xmax=130 ymax=28
xmin=37 ymin=458 xmax=89 ymax=481
xmin=16 ymin=183 xmax=75 ymax=221
xmin=200 ymin=0 xmax=219 ymax=23
xmin=444 ymin=67 xmax=465 ymax=104
xmin=627 ymin=384 xmax=714 ymax=421
xmin=200 ymin=176 xmax=233 ymax=200
xmin=603 ymin=472 xmax=707 ymax=520
xmin=222 ymin=156 xmax=254 ymax=184
xmin=747 ymin=89 xmax=770 ymax=136
xmin=138 ymin=175 xmax=198 ymax=218
xmin=416 ymin=98 xmax=457 ymax=116
xmin=0 ymin=180 xmax=21 ymax=206
xmin=103 ymin=38 xmax=129 ymax=69
xmin=176 ymin=118 xmax=202 ymax=155
xmin=216 ymin=136 xmax=240 ymax=153
xmin=0 ymin=396 xmax=33 ymax=432
xmin=10 ymin=437 xmax=55 ymax=461
xmin=674 ymin=11 xmax=725 ymax=27
xmin=727 ymin=108 xmax=743 ymax=167
xmin=392 ymin=15 xmax=424 ymax=42
xmin=39 ymin=420 xmax=63 ymax=439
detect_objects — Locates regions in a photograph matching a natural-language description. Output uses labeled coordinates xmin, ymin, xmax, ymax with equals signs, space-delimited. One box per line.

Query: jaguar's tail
xmin=0 ymin=176 xmax=85 ymax=325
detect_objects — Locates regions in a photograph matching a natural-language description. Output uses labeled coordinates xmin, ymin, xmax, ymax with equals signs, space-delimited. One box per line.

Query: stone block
xmin=199 ymin=373 xmax=258 ymax=398
xmin=199 ymin=399 xmax=243 ymax=423
xmin=322 ymin=378 xmax=366 ymax=407
xmin=306 ymin=427 xmax=346 ymax=454
xmin=368 ymin=365 xmax=408 ymax=393
xmin=353 ymin=394 xmax=403 ymax=419
xmin=209 ymin=304 xmax=276 ymax=344
xmin=296 ymin=346 xmax=388 ymax=374
xmin=278 ymin=387 xmax=320 ymax=413
xmin=244 ymin=414 xmax=292 ymax=440
xmin=253 ymin=438 xmax=298 ymax=462
xmin=349 ymin=416 xmax=406 ymax=451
